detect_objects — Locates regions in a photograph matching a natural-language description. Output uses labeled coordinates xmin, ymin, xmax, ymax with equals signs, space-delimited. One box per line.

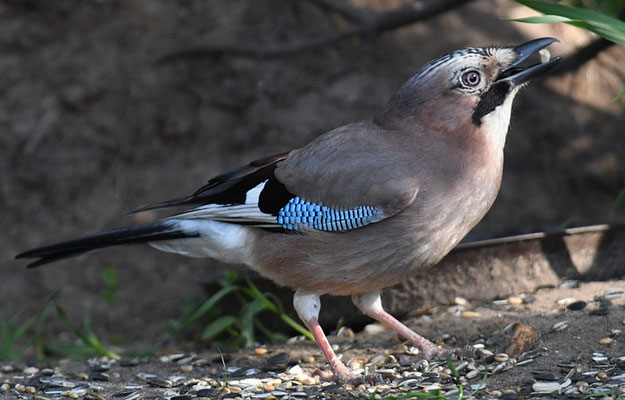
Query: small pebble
xmin=287 ymin=365 xmax=303 ymax=375
xmin=1 ymin=383 xmax=9 ymax=391
xmin=255 ymin=348 xmax=268 ymax=356
xmin=597 ymin=371 xmax=607 ymax=379
xmin=559 ymin=280 xmax=580 ymax=289
xmin=508 ymin=296 xmax=523 ymax=305
xmin=556 ymin=297 xmax=576 ymax=307
xmin=180 ymin=365 xmax=193 ymax=373
xmin=552 ymin=321 xmax=568 ymax=332
xmin=23 ymin=366 xmax=39 ymax=375
xmin=337 ymin=326 xmax=355 ymax=338
xmin=364 ymin=323 xmax=386 ymax=335
xmin=494 ymin=353 xmax=509 ymax=363
xmin=461 ymin=311 xmax=480 ymax=319
xmin=532 ymin=381 xmax=560 ymax=394
xmin=465 ymin=370 xmax=479 ymax=379
xmin=295 ymin=374 xmax=317 ymax=385
xmin=599 ymin=337 xmax=613 ymax=345
xmin=454 ymin=297 xmax=468 ymax=306
xmin=263 ymin=383 xmax=275 ymax=392
xmin=576 ymin=381 xmax=589 ymax=393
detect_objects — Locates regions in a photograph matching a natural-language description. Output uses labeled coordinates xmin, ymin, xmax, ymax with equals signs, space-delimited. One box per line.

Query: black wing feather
xmin=133 ymin=151 xmax=291 ymax=212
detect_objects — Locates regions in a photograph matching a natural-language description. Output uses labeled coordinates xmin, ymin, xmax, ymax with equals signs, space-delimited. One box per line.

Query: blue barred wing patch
xmin=277 ymin=197 xmax=380 ymax=231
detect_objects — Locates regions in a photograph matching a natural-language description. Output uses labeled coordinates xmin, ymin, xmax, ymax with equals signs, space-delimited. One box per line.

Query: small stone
xmin=1 ymin=383 xmax=9 ymax=391
xmin=454 ymin=297 xmax=468 ymax=306
xmin=508 ymin=296 xmax=523 ymax=305
xmin=68 ymin=388 xmax=87 ymax=399
xmin=240 ymin=378 xmax=262 ymax=386
xmin=23 ymin=366 xmax=39 ymax=375
xmin=25 ymin=386 xmax=36 ymax=394
xmin=556 ymin=297 xmax=576 ymax=307
xmin=368 ymin=354 xmax=387 ymax=366
xmin=337 ymin=326 xmax=355 ymax=338
xmin=136 ymin=372 xmax=157 ymax=380
xmin=461 ymin=311 xmax=480 ymax=319
xmin=255 ymin=348 xmax=268 ymax=356
xmin=180 ymin=365 xmax=193 ymax=373
xmin=15 ymin=384 xmax=26 ymax=392
xmin=287 ymin=365 xmax=303 ymax=375
xmin=552 ymin=321 xmax=568 ymax=332
xmin=494 ymin=353 xmax=509 ymax=363
xmin=263 ymin=383 xmax=275 ymax=392
xmin=576 ymin=381 xmax=589 ymax=393
xmin=295 ymin=374 xmax=317 ymax=385
xmin=597 ymin=371 xmax=607 ymax=379
xmin=364 ymin=323 xmax=386 ymax=335
xmin=465 ymin=370 xmax=479 ymax=379
xmin=599 ymin=337 xmax=613 ymax=345
xmin=559 ymin=280 xmax=580 ymax=289
xmin=303 ymin=356 xmax=314 ymax=363
xmin=532 ymin=381 xmax=561 ymax=394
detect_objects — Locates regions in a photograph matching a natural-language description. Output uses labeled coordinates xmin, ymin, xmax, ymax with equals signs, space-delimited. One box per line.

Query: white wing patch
xmin=168 ymin=180 xmax=278 ymax=227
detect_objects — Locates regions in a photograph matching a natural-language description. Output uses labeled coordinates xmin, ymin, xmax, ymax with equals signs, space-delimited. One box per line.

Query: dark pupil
xmin=464 ymin=72 xmax=479 ymax=86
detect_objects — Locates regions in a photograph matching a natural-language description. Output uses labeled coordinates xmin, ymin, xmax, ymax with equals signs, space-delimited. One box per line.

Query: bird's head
xmin=375 ymin=38 xmax=561 ymax=141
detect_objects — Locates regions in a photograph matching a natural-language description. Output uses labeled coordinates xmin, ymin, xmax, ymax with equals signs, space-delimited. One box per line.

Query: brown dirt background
xmin=2 ymin=0 xmax=625 ymax=351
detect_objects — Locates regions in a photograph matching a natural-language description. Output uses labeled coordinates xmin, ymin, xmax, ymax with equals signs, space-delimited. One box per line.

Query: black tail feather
xmin=16 ymin=221 xmax=196 ymax=268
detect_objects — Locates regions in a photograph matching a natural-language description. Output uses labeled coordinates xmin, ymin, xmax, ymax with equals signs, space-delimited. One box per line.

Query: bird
xmin=17 ymin=37 xmax=560 ymax=383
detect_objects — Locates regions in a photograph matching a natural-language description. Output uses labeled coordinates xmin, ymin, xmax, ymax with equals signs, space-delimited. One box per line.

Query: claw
xmin=312 ymin=368 xmax=385 ymax=385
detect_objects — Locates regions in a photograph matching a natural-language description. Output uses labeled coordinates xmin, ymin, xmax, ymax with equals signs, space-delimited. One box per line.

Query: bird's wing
xmin=142 ymin=122 xmax=419 ymax=232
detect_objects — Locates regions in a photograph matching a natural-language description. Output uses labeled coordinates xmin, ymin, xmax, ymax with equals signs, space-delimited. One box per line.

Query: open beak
xmin=498 ymin=37 xmax=562 ymax=86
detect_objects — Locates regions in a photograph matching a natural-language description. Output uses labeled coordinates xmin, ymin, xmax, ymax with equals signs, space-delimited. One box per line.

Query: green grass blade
xmin=514 ymin=0 xmax=625 ymax=45
xmin=239 ymin=297 xmax=268 ymax=347
xmin=201 ymin=315 xmax=238 ymax=340
xmin=613 ymin=87 xmax=625 ymax=101
xmin=243 ymin=279 xmax=313 ymax=340
xmin=609 ymin=186 xmax=625 ymax=220
xmin=181 ymin=285 xmax=241 ymax=330
xmin=55 ymin=304 xmax=120 ymax=359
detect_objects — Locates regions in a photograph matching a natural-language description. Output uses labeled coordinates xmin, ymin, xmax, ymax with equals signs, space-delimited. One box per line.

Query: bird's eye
xmin=461 ymin=70 xmax=481 ymax=87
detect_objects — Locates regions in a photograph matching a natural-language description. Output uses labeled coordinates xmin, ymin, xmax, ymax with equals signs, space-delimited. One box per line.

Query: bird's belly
xmin=251 ymin=173 xmax=501 ymax=296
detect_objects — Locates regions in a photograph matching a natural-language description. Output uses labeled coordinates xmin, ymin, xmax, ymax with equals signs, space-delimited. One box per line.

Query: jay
xmin=17 ymin=38 xmax=560 ymax=383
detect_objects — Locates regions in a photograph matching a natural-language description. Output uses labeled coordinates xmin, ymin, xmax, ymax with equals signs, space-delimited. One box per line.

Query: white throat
xmin=480 ymin=87 xmax=520 ymax=151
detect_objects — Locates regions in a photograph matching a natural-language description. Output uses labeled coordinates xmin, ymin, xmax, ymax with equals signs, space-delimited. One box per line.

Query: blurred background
xmin=1 ymin=0 xmax=624 ymax=349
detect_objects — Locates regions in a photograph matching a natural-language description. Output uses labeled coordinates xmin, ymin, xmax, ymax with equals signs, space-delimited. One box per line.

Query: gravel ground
xmin=2 ymin=280 xmax=623 ymax=399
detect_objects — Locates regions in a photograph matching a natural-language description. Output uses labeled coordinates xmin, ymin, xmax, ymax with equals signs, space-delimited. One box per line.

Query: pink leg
xmin=353 ymin=291 xmax=479 ymax=360
xmin=293 ymin=291 xmax=382 ymax=383
xmin=304 ymin=317 xmax=360 ymax=382
xmin=293 ymin=291 xmax=358 ymax=382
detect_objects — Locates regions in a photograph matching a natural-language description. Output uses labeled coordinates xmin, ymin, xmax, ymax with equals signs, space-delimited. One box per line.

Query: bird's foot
xmin=422 ymin=344 xmax=484 ymax=361
xmin=312 ymin=367 xmax=384 ymax=385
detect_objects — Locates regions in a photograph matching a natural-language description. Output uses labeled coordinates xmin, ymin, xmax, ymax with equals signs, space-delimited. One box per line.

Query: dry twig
xmin=158 ymin=0 xmax=473 ymax=62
